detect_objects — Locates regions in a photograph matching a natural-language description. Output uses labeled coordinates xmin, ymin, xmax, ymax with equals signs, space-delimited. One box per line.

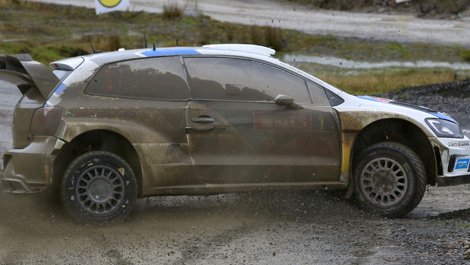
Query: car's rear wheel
xmin=354 ymin=142 xmax=426 ymax=217
xmin=60 ymin=151 xmax=137 ymax=224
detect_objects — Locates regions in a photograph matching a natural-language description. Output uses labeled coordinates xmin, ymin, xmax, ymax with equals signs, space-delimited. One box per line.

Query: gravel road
xmin=1 ymin=79 xmax=470 ymax=264
xmin=30 ymin=0 xmax=470 ymax=46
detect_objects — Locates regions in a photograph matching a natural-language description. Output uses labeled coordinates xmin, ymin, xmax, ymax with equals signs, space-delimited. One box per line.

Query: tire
xmin=60 ymin=151 xmax=138 ymax=224
xmin=354 ymin=142 xmax=426 ymax=217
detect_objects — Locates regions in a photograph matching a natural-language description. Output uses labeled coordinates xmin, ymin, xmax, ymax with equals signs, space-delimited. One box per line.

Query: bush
xmin=58 ymin=46 xmax=89 ymax=57
xmin=107 ymin=35 xmax=121 ymax=51
xmin=459 ymin=49 xmax=470 ymax=62
xmin=250 ymin=26 xmax=263 ymax=46
xmin=264 ymin=26 xmax=283 ymax=51
xmin=162 ymin=4 xmax=183 ymax=20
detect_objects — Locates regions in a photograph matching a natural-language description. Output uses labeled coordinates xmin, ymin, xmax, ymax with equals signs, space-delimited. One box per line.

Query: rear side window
xmin=85 ymin=57 xmax=190 ymax=100
xmin=325 ymin=89 xmax=345 ymax=106
xmin=184 ymin=57 xmax=311 ymax=103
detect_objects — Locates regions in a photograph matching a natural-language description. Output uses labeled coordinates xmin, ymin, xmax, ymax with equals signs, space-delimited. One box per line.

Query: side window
xmin=85 ymin=57 xmax=190 ymax=100
xmin=184 ymin=57 xmax=311 ymax=103
xmin=325 ymin=89 xmax=345 ymax=106
xmin=307 ymin=82 xmax=331 ymax=106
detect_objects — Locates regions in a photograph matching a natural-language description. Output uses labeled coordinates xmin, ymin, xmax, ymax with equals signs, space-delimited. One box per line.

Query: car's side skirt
xmin=142 ymin=181 xmax=348 ymax=196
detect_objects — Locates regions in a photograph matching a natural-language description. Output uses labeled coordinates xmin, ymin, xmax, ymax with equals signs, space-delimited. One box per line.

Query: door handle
xmin=191 ymin=116 xmax=215 ymax=124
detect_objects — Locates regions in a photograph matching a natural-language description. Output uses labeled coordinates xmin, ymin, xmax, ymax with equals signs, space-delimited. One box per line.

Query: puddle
xmin=282 ymin=54 xmax=470 ymax=70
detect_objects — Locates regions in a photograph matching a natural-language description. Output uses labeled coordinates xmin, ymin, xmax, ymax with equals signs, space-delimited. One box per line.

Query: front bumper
xmin=436 ymin=174 xmax=470 ymax=186
xmin=1 ymin=136 xmax=65 ymax=193
xmin=433 ymin=137 xmax=470 ymax=186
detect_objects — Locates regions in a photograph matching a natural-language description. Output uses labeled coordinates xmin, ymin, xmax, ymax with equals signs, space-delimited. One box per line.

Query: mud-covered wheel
xmin=354 ymin=142 xmax=426 ymax=217
xmin=60 ymin=151 xmax=137 ymax=223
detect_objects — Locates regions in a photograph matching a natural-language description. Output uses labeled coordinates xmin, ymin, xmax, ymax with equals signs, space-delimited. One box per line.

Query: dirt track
xmin=1 ymin=80 xmax=470 ymax=264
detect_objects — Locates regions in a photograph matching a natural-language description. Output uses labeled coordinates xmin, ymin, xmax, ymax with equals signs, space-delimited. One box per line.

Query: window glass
xmin=184 ymin=57 xmax=311 ymax=103
xmin=325 ymin=89 xmax=345 ymax=106
xmin=85 ymin=57 xmax=190 ymax=100
xmin=307 ymin=82 xmax=331 ymax=106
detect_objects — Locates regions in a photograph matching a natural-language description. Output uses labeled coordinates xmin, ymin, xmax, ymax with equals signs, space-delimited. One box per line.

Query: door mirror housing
xmin=274 ymin=94 xmax=303 ymax=110
xmin=274 ymin=94 xmax=294 ymax=106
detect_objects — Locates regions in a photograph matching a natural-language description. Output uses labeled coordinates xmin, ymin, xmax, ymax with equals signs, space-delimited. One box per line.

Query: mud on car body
xmin=1 ymin=44 xmax=470 ymax=223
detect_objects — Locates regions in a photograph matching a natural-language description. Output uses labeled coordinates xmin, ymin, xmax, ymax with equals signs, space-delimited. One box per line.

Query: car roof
xmin=52 ymin=44 xmax=347 ymax=97
xmin=52 ymin=44 xmax=277 ymax=70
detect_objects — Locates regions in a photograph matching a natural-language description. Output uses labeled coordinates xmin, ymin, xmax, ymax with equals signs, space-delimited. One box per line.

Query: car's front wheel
xmin=60 ymin=151 xmax=137 ymax=224
xmin=354 ymin=142 xmax=426 ymax=217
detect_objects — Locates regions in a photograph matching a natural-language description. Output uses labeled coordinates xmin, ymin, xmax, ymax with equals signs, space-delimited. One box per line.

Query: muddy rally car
xmin=1 ymin=44 xmax=470 ymax=223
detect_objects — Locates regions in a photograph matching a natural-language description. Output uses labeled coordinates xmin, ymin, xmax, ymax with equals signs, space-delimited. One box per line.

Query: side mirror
xmin=274 ymin=94 xmax=294 ymax=106
xmin=274 ymin=94 xmax=303 ymax=110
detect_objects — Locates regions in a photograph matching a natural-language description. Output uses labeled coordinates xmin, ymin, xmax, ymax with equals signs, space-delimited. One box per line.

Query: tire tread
xmin=355 ymin=142 xmax=426 ymax=217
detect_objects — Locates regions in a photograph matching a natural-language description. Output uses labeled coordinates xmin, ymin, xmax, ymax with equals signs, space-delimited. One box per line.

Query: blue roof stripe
xmin=356 ymin=96 xmax=380 ymax=102
xmin=140 ymin=48 xmax=200 ymax=57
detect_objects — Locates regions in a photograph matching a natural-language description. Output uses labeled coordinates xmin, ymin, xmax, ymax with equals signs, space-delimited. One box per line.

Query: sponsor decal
xmin=447 ymin=141 xmax=470 ymax=147
xmin=95 ymin=0 xmax=129 ymax=15
xmin=254 ymin=113 xmax=310 ymax=131
xmin=455 ymin=158 xmax=469 ymax=170
xmin=98 ymin=0 xmax=121 ymax=8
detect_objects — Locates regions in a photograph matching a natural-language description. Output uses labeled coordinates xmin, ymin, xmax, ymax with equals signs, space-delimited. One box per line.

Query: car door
xmin=183 ymin=56 xmax=341 ymax=185
xmin=84 ymin=56 xmax=197 ymax=191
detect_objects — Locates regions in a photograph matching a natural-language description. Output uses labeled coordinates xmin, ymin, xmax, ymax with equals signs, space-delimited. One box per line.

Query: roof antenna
xmin=176 ymin=38 xmax=179 ymax=47
xmin=144 ymin=34 xmax=148 ymax=48
xmin=90 ymin=43 xmax=102 ymax=54
xmin=153 ymin=42 xmax=156 ymax=51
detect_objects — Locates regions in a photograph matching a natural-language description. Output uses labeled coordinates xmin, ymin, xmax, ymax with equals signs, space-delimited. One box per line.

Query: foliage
xmin=459 ymin=49 xmax=470 ymax=62
xmin=317 ymin=69 xmax=460 ymax=95
xmin=162 ymin=3 xmax=183 ymax=20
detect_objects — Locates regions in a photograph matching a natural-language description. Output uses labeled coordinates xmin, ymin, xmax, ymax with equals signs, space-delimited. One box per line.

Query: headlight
xmin=425 ymin=118 xmax=464 ymax=138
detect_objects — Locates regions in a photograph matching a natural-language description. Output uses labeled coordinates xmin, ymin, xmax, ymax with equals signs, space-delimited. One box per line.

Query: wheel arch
xmin=351 ymin=118 xmax=437 ymax=185
xmin=53 ymin=129 xmax=143 ymax=196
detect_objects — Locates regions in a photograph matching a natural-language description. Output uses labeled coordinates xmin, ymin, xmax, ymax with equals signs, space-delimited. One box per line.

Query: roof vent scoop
xmin=203 ymin=44 xmax=275 ymax=56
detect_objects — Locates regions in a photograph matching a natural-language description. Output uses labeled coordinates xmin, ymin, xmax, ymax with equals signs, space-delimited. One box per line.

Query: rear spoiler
xmin=0 ymin=54 xmax=59 ymax=99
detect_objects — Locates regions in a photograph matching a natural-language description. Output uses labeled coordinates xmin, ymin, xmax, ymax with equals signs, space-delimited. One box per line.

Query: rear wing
xmin=0 ymin=54 xmax=59 ymax=99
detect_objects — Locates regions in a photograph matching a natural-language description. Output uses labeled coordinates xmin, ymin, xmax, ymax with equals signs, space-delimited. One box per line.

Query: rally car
xmin=1 ymin=44 xmax=469 ymax=223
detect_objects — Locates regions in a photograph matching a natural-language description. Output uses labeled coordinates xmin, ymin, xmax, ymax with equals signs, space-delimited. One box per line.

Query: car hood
xmin=355 ymin=95 xmax=458 ymax=124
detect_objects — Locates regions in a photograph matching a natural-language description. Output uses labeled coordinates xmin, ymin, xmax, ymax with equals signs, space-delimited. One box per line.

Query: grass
xmin=317 ymin=69 xmax=459 ymax=95
xmin=1 ymin=1 xmax=469 ymax=94
xmin=460 ymin=49 xmax=470 ymax=62
xmin=162 ymin=3 xmax=183 ymax=20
